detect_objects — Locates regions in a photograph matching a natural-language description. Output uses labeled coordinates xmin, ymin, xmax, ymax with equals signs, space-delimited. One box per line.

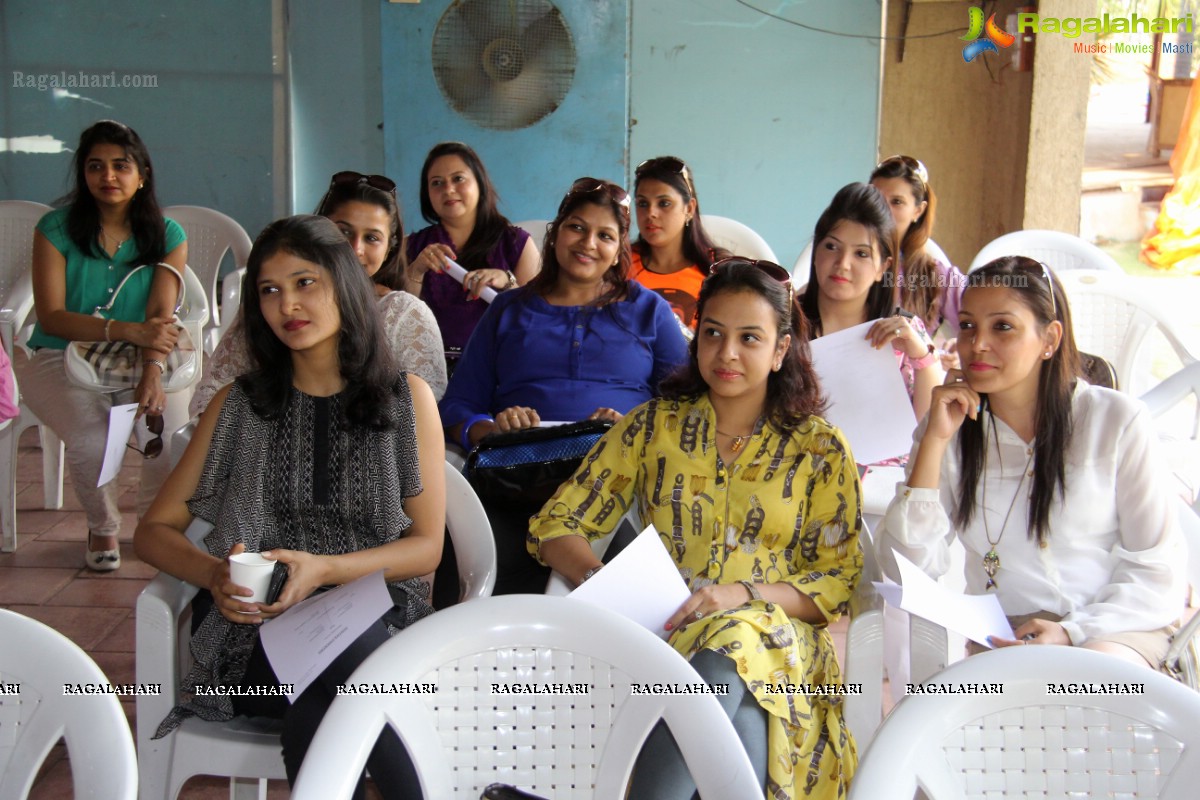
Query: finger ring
xmin=894 ymin=328 xmax=901 ymax=336
xmin=693 ymin=610 xmax=703 ymax=621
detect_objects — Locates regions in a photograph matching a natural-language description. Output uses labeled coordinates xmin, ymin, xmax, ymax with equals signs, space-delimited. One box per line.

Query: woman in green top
xmin=15 ymin=120 xmax=187 ymax=571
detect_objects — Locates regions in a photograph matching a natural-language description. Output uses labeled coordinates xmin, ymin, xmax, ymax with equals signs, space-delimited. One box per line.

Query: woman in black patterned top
xmin=135 ymin=214 xmax=444 ymax=798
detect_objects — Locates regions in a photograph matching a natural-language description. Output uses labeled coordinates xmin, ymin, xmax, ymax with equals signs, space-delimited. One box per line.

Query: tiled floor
xmin=0 ymin=429 xmax=292 ymax=799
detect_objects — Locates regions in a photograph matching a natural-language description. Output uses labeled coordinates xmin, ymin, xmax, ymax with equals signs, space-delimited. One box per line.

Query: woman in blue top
xmin=439 ymin=177 xmax=688 ymax=594
xmin=15 ymin=120 xmax=187 ymax=571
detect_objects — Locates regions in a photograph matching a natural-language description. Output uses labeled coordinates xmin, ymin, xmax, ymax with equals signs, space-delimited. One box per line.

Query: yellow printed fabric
xmin=528 ymin=395 xmax=863 ymax=799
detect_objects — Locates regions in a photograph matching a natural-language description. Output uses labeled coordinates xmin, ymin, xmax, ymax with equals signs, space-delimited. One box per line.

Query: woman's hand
xmin=989 ymin=619 xmax=1070 ymax=649
xmin=866 ymin=314 xmax=929 ymax=359
xmin=208 ymin=543 xmax=265 ymax=624
xmin=255 ymin=548 xmax=330 ymax=618
xmin=125 ymin=317 xmax=180 ymax=351
xmin=495 ymin=405 xmax=540 ymax=433
xmin=463 ymin=268 xmax=512 ymax=299
xmin=588 ymin=407 xmax=622 ymax=424
xmin=664 ymin=583 xmax=754 ymax=632
xmin=925 ymin=369 xmax=981 ymax=442
xmin=411 ymin=243 xmax=456 ymax=277
xmin=939 ymin=338 xmax=961 ymax=371
xmin=135 ymin=364 xmax=166 ymax=419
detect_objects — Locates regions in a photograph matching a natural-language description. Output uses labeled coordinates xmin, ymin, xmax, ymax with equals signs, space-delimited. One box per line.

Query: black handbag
xmin=465 ymin=419 xmax=613 ymax=512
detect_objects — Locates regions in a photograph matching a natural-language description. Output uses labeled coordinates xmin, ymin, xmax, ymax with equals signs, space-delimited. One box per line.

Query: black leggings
xmin=233 ymin=618 xmax=424 ymax=799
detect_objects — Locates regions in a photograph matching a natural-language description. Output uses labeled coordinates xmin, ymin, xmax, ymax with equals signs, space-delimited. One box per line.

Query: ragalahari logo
xmin=961 ymin=7 xmax=1016 ymax=62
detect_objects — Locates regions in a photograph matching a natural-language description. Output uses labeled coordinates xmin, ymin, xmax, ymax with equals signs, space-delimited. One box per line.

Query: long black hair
xmin=417 ymin=141 xmax=513 ymax=271
xmin=632 ymin=156 xmax=727 ymax=272
xmin=661 ymin=260 xmax=826 ymax=431
xmin=315 ymin=176 xmax=407 ymax=291
xmin=525 ymin=178 xmax=632 ymax=308
xmin=63 ymin=120 xmax=168 ymax=264
xmin=238 ymin=215 xmax=400 ymax=429
xmin=954 ymin=256 xmax=1081 ymax=544
xmin=799 ymin=182 xmax=898 ymax=337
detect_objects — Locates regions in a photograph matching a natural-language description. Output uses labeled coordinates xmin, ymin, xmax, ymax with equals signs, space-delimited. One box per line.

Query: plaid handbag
xmin=465 ymin=419 xmax=613 ymax=512
xmin=64 ymin=262 xmax=200 ymax=393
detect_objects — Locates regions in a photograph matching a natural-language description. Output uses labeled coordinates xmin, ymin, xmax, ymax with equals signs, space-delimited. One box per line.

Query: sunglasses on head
xmin=327 ymin=171 xmax=397 ymax=195
xmin=709 ymin=257 xmax=794 ymax=304
xmin=876 ymin=154 xmax=929 ymax=187
xmin=636 ymin=156 xmax=696 ymax=195
xmin=127 ymin=413 xmax=164 ymax=460
xmin=1031 ymin=261 xmax=1058 ymax=319
xmin=559 ymin=177 xmax=630 ymax=214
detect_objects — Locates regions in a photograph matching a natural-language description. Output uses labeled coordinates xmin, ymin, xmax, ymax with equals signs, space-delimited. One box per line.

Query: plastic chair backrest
xmin=700 ymin=214 xmax=778 ymax=262
xmin=291 ymin=595 xmax=760 ymax=800
xmin=0 ymin=608 xmax=138 ymax=799
xmin=162 ymin=205 xmax=252 ymax=330
xmin=968 ymin=229 xmax=1124 ymax=273
xmin=849 ymin=645 xmax=1200 ymax=799
xmin=0 ymin=201 xmax=52 ymax=349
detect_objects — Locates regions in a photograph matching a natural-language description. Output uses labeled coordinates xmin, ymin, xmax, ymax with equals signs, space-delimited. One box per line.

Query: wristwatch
xmin=503 ymin=270 xmax=517 ymax=290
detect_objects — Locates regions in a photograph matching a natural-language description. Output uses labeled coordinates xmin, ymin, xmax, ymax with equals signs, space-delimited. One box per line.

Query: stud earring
xmin=1044 ymin=350 xmax=1053 ymax=359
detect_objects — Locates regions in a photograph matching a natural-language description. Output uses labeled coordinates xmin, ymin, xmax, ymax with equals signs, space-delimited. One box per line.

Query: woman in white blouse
xmin=876 ymin=256 xmax=1184 ymax=668
xmin=191 ymin=171 xmax=447 ymax=415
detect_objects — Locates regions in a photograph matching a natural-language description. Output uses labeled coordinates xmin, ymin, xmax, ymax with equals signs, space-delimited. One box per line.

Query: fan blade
xmin=518 ymin=9 xmax=575 ymax=76
xmin=456 ymin=0 xmax=518 ymax=45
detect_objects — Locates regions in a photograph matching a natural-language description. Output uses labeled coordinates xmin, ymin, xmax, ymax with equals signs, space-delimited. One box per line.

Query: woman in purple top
xmin=404 ymin=142 xmax=540 ymax=367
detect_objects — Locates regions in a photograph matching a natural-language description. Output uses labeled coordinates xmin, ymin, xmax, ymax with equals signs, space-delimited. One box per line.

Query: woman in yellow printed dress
xmin=528 ymin=259 xmax=863 ymax=799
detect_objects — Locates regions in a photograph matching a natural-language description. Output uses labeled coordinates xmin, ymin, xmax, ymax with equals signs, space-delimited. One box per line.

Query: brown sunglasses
xmin=127 ymin=413 xmax=164 ymax=460
xmin=709 ymin=257 xmax=794 ymax=304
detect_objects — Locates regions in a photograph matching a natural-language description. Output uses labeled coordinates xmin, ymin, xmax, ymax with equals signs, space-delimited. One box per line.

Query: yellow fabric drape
xmin=1142 ymin=75 xmax=1200 ymax=274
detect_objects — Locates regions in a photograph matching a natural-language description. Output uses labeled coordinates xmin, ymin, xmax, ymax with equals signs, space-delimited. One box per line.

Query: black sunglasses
xmin=709 ymin=257 xmax=794 ymax=304
xmin=875 ymin=154 xmax=929 ymax=187
xmin=636 ymin=156 xmax=696 ymax=195
xmin=127 ymin=413 xmax=164 ymax=460
xmin=558 ymin=177 xmax=630 ymax=215
xmin=328 ymin=170 xmax=397 ymax=195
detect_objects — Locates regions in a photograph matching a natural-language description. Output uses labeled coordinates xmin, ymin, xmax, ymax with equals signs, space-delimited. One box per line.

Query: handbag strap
xmin=95 ymin=262 xmax=186 ymax=316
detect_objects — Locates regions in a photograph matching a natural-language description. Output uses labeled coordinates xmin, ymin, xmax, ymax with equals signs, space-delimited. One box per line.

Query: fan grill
xmin=431 ymin=0 xmax=577 ymax=131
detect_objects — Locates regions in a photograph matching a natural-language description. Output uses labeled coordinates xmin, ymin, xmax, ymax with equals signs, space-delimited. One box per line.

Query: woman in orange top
xmin=630 ymin=156 xmax=728 ymax=332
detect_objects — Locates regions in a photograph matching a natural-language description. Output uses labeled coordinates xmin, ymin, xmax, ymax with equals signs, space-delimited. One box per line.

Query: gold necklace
xmin=980 ymin=414 xmax=1035 ymax=590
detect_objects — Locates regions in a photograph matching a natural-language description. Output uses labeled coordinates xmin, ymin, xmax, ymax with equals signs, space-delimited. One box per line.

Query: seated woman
xmin=439 ymin=177 xmax=688 ymax=594
xmin=629 ymin=155 xmax=728 ymax=331
xmin=15 ymin=119 xmax=186 ymax=572
xmin=405 ymin=142 xmax=540 ymax=370
xmin=875 ymin=256 xmax=1185 ymax=667
xmin=799 ymin=182 xmax=943 ymax=427
xmin=869 ymin=154 xmax=966 ymax=337
xmin=191 ymin=170 xmax=447 ymax=415
xmin=135 ymin=215 xmax=444 ymax=796
xmin=529 ymin=260 xmax=862 ymax=800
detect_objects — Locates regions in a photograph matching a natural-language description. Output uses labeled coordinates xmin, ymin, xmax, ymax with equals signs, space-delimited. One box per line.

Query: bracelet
xmin=104 ymin=318 xmax=114 ymax=342
xmin=582 ymin=564 xmax=604 ymax=584
xmin=143 ymin=358 xmax=166 ymax=374
xmin=459 ymin=413 xmax=493 ymax=452
xmin=739 ymin=580 xmax=763 ymax=602
xmin=503 ymin=270 xmax=517 ymax=290
xmin=910 ymin=348 xmax=938 ymax=371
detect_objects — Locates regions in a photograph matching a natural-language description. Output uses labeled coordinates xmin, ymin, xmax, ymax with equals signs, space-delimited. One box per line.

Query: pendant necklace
xmin=980 ymin=414 xmax=1034 ymax=590
xmin=715 ymin=417 xmax=760 ymax=454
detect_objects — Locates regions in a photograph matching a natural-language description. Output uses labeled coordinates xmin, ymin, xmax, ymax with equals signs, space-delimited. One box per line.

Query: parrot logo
xmin=962 ymin=7 xmax=1015 ymax=63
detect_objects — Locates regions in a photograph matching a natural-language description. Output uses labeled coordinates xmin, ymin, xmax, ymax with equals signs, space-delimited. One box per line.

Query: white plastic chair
xmin=0 ymin=201 xmax=64 ymax=552
xmin=700 ymin=214 xmax=778 ymax=262
xmin=544 ymin=519 xmax=887 ymax=749
xmin=1054 ymin=269 xmax=1200 ymax=399
xmin=849 ymin=645 xmax=1200 ymax=799
xmin=968 ymin=229 xmax=1125 ymax=274
xmin=514 ymin=219 xmax=549 ymax=247
xmin=291 ymin=594 xmax=761 ymax=800
xmin=135 ymin=460 xmax=496 ymax=799
xmin=0 ymin=608 xmax=138 ymax=799
xmin=162 ymin=205 xmax=252 ymax=354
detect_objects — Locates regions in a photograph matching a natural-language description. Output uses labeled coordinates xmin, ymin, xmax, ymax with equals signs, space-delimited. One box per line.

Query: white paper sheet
xmin=444 ymin=258 xmax=498 ymax=303
xmin=259 ymin=569 xmax=393 ymax=700
xmin=98 ymin=403 xmax=139 ymax=487
xmin=808 ymin=322 xmax=916 ymax=465
xmin=568 ymin=524 xmax=691 ymax=639
xmin=873 ymin=549 xmax=1015 ymax=648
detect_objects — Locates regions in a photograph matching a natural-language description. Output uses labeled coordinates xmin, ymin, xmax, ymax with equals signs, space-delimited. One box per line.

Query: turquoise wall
xmin=630 ymin=0 xmax=883 ymax=269
xmin=0 ymin=1 xmax=278 ymax=242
